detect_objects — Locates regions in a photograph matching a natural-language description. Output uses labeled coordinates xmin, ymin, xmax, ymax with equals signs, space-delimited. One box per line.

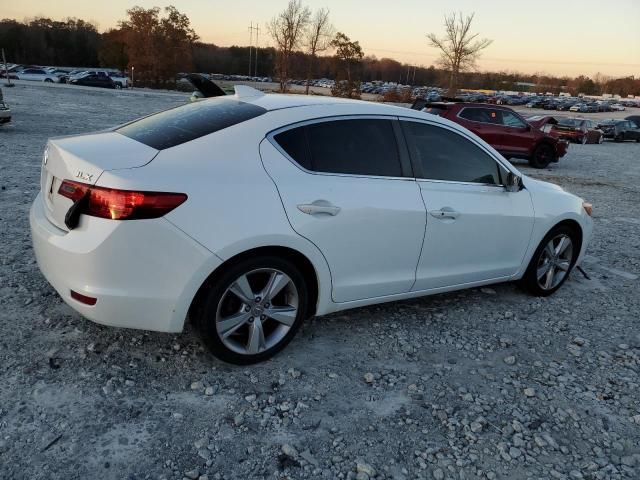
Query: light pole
xmin=131 ymin=66 xmax=135 ymax=88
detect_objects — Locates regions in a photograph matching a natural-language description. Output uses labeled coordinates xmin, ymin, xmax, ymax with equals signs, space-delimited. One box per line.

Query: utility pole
xmin=248 ymin=23 xmax=260 ymax=79
xmin=248 ymin=22 xmax=253 ymax=78
xmin=254 ymin=24 xmax=260 ymax=78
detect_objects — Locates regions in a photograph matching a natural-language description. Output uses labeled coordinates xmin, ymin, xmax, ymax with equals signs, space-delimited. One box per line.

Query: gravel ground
xmin=1 ymin=83 xmax=639 ymax=480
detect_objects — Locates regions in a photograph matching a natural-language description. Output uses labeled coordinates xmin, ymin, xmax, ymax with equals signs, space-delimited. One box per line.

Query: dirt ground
xmin=1 ymin=82 xmax=639 ymax=480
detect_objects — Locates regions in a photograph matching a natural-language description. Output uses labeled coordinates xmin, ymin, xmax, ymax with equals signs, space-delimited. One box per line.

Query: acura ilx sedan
xmin=30 ymin=87 xmax=593 ymax=364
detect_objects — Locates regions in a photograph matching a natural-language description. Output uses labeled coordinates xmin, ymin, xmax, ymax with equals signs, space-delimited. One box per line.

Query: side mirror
xmin=505 ymin=172 xmax=522 ymax=193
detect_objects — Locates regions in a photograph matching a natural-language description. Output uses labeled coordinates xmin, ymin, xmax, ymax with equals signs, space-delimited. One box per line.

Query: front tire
xmin=195 ymin=256 xmax=309 ymax=364
xmin=520 ymin=226 xmax=579 ymax=297
xmin=529 ymin=143 xmax=554 ymax=169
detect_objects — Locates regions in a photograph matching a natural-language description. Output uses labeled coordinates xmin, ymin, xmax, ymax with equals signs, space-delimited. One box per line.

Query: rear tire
xmin=529 ymin=143 xmax=554 ymax=169
xmin=195 ymin=256 xmax=309 ymax=365
xmin=519 ymin=225 xmax=579 ymax=297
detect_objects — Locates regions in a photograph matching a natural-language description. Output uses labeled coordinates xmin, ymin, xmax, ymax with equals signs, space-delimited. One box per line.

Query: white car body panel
xmin=30 ymin=93 xmax=593 ymax=334
xmin=261 ymin=137 xmax=425 ymax=303
xmin=16 ymin=71 xmax=61 ymax=82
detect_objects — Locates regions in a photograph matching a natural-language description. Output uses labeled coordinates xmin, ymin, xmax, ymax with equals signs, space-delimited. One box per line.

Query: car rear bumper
xmin=30 ymin=192 xmax=221 ymax=333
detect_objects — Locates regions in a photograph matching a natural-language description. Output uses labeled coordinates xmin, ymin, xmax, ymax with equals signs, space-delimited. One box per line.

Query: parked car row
xmin=1 ymin=64 xmax=130 ymax=89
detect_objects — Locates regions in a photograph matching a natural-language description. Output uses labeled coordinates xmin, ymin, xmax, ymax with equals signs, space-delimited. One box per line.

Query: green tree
xmin=330 ymin=32 xmax=364 ymax=98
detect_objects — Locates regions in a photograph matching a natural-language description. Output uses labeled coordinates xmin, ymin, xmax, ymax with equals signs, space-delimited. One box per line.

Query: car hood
xmin=522 ymin=175 xmax=567 ymax=194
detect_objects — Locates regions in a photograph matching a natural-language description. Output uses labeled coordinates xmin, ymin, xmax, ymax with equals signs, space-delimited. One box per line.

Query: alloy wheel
xmin=215 ymin=268 xmax=299 ymax=356
xmin=536 ymin=234 xmax=574 ymax=290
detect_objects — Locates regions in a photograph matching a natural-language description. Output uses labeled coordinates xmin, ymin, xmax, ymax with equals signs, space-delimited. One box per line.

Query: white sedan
xmin=14 ymin=67 xmax=62 ymax=83
xmin=30 ymin=87 xmax=593 ymax=364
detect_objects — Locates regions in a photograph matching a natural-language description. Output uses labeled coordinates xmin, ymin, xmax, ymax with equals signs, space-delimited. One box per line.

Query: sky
xmin=2 ymin=0 xmax=639 ymax=78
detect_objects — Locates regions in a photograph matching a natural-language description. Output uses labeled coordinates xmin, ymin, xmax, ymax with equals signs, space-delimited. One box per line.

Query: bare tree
xmin=268 ymin=0 xmax=311 ymax=92
xmin=304 ymin=8 xmax=334 ymax=94
xmin=426 ymin=12 xmax=492 ymax=97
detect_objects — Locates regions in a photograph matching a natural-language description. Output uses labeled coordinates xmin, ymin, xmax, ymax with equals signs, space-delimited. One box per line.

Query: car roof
xmin=246 ymin=92 xmax=390 ymax=111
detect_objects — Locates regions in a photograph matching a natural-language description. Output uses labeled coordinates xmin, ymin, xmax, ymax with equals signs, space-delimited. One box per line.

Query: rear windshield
xmin=117 ymin=98 xmax=266 ymax=150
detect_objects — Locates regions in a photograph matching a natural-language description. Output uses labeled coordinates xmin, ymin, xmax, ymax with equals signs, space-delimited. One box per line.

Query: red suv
xmin=411 ymin=100 xmax=568 ymax=168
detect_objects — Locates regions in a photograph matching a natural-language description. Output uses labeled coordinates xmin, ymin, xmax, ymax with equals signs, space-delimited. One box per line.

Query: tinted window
xmin=501 ymin=111 xmax=527 ymax=128
xmin=274 ymin=128 xmax=310 ymax=170
xmin=402 ymin=121 xmax=500 ymax=185
xmin=117 ymin=98 xmax=266 ymax=150
xmin=305 ymin=119 xmax=401 ymax=176
xmin=459 ymin=107 xmax=501 ymax=124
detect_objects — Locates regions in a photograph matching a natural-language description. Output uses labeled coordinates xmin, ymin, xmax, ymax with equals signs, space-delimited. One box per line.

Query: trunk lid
xmin=40 ymin=131 xmax=158 ymax=231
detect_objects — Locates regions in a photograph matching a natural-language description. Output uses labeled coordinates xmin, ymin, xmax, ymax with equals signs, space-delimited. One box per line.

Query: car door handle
xmin=429 ymin=208 xmax=460 ymax=220
xmin=297 ymin=203 xmax=341 ymax=216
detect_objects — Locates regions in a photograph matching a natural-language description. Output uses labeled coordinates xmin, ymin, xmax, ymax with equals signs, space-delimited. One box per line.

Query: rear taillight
xmin=58 ymin=180 xmax=187 ymax=221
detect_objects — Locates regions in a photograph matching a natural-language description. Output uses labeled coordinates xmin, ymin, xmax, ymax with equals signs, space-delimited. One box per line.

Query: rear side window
xmin=459 ymin=107 xmax=501 ymax=124
xmin=274 ymin=119 xmax=402 ymax=177
xmin=401 ymin=121 xmax=500 ymax=185
xmin=117 ymin=98 xmax=266 ymax=150
xmin=273 ymin=128 xmax=310 ymax=170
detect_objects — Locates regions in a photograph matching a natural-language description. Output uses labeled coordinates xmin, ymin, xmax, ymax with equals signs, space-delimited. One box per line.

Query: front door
xmin=399 ymin=119 xmax=535 ymax=290
xmin=261 ymin=117 xmax=426 ymax=303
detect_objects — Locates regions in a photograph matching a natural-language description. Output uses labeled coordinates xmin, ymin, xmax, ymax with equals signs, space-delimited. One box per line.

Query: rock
xmin=356 ymin=462 xmax=376 ymax=477
xmin=524 ymin=388 xmax=535 ymax=397
xmin=470 ymin=421 xmax=483 ymax=433
xmin=569 ymin=471 xmax=584 ymax=479
xmin=328 ymin=372 xmax=338 ymax=379
xmin=480 ymin=288 xmax=496 ymax=295
xmin=281 ymin=444 xmax=298 ymax=458
xmin=184 ymin=469 xmax=199 ymax=480
xmin=572 ymin=337 xmax=586 ymax=346
xmin=355 ymin=473 xmax=369 ymax=480
xmin=433 ymin=468 xmax=445 ymax=480
xmin=300 ymin=449 xmax=318 ymax=466
xmin=190 ymin=381 xmax=203 ymax=390
xmin=233 ymin=413 xmax=244 ymax=426
xmin=205 ymin=386 xmax=215 ymax=396
xmin=509 ymin=447 xmax=522 ymax=458
xmin=504 ymin=355 xmax=516 ymax=365
xmin=364 ymin=372 xmax=375 ymax=384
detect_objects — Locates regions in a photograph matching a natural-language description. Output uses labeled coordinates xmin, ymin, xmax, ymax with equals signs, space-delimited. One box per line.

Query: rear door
xmin=261 ymin=117 xmax=426 ymax=303
xmin=400 ymin=119 xmax=534 ymax=290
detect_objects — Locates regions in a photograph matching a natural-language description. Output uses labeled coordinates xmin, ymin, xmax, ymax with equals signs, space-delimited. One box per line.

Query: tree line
xmin=1 ymin=6 xmax=638 ymax=96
